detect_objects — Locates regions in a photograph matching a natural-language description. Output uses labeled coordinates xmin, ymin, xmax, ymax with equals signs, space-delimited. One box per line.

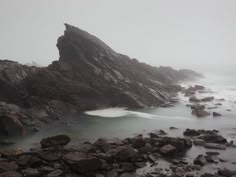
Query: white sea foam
xmin=85 ymin=107 xmax=190 ymax=120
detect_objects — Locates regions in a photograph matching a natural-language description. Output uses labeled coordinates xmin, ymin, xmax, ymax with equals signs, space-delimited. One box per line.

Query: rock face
xmin=0 ymin=24 xmax=202 ymax=137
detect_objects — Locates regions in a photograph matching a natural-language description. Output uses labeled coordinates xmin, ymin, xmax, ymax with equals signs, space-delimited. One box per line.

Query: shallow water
xmin=2 ymin=73 xmax=236 ymax=151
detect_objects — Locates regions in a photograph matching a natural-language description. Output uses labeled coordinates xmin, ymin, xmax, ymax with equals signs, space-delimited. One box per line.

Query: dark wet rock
xmin=149 ymin=132 xmax=159 ymax=139
xmin=198 ymin=129 xmax=219 ymax=134
xmin=193 ymin=155 xmax=207 ymax=166
xmin=185 ymin=174 xmax=195 ymax=177
xmin=213 ymin=112 xmax=222 ymax=117
xmin=201 ymin=173 xmax=218 ymax=177
xmin=120 ymin=162 xmax=136 ymax=172
xmin=17 ymin=155 xmax=42 ymax=167
xmin=184 ymin=129 xmax=201 ymax=136
xmin=64 ymin=143 xmax=96 ymax=154
xmin=204 ymin=143 xmax=226 ymax=150
xmin=215 ymin=103 xmax=222 ymax=106
xmin=39 ymin=151 xmax=61 ymax=162
xmin=194 ymin=85 xmax=205 ymax=90
xmin=21 ymin=168 xmax=41 ymax=177
xmin=183 ymin=85 xmax=205 ymax=97
xmin=192 ymin=109 xmax=210 ymax=117
xmin=138 ymin=143 xmax=153 ymax=154
xmin=226 ymin=109 xmax=232 ymax=112
xmin=218 ymin=169 xmax=236 ymax=177
xmin=0 ymin=171 xmax=23 ymax=177
xmin=47 ymin=169 xmax=63 ymax=177
xmin=40 ymin=135 xmax=71 ymax=148
xmin=206 ymin=151 xmax=220 ymax=156
xmin=158 ymin=137 xmax=192 ymax=152
xmin=201 ymin=97 xmax=214 ymax=102
xmin=107 ymin=170 xmax=119 ymax=177
xmin=147 ymin=154 xmax=158 ymax=162
xmin=112 ymin=145 xmax=137 ymax=162
xmin=169 ymin=127 xmax=178 ymax=130
xmin=190 ymin=104 xmax=205 ymax=110
xmin=0 ymin=161 xmax=18 ymax=172
xmin=159 ymin=130 xmax=167 ymax=135
xmin=131 ymin=136 xmax=146 ymax=149
xmin=63 ymin=152 xmax=103 ymax=173
xmin=208 ymin=106 xmax=218 ymax=110
xmin=193 ymin=139 xmax=205 ymax=146
xmin=205 ymin=155 xmax=219 ymax=163
xmin=189 ymin=96 xmax=201 ymax=103
xmin=199 ymin=134 xmax=227 ymax=144
xmin=38 ymin=166 xmax=54 ymax=174
xmin=0 ymin=102 xmax=38 ymax=136
xmin=159 ymin=144 xmax=176 ymax=156
xmin=93 ymin=138 xmax=123 ymax=152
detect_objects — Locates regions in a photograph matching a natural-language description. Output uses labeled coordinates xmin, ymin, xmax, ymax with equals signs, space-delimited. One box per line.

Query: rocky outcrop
xmin=0 ymin=129 xmax=234 ymax=177
xmin=0 ymin=24 xmax=203 ymax=137
xmin=0 ymin=132 xmax=193 ymax=177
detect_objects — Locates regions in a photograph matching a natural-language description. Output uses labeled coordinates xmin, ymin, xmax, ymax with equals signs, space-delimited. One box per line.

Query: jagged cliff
xmin=0 ymin=24 xmax=202 ymax=137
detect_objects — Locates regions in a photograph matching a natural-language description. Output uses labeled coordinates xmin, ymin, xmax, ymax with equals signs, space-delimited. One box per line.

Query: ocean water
xmin=2 ymin=70 xmax=236 ymax=151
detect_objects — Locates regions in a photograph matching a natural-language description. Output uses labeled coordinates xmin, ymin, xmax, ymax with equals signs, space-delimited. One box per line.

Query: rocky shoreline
xmin=0 ymin=24 xmax=203 ymax=138
xmin=0 ymin=128 xmax=235 ymax=177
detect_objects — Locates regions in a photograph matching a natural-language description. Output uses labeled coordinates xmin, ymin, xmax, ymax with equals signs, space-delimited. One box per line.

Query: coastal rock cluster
xmin=183 ymin=85 xmax=225 ymax=118
xmin=0 ymin=129 xmax=235 ymax=177
xmin=0 ymin=24 xmax=202 ymax=137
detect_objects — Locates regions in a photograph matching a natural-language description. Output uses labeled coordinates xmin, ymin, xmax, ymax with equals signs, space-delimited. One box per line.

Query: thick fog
xmin=0 ymin=0 xmax=236 ymax=73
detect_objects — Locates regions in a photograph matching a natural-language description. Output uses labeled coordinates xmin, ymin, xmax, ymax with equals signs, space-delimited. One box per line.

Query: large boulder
xmin=63 ymin=152 xmax=103 ymax=173
xmin=130 ymin=136 xmax=146 ymax=149
xmin=192 ymin=109 xmax=210 ymax=118
xmin=158 ymin=137 xmax=192 ymax=152
xmin=183 ymin=129 xmax=201 ymax=137
xmin=0 ymin=102 xmax=38 ymax=136
xmin=218 ymin=169 xmax=236 ymax=177
xmin=213 ymin=112 xmax=222 ymax=117
xmin=199 ymin=134 xmax=227 ymax=144
xmin=189 ymin=96 xmax=201 ymax=103
xmin=190 ymin=104 xmax=205 ymax=110
xmin=40 ymin=135 xmax=71 ymax=148
xmin=93 ymin=138 xmax=123 ymax=152
xmin=111 ymin=145 xmax=137 ymax=162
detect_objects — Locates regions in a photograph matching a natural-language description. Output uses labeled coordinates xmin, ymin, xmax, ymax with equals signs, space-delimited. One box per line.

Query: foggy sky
xmin=0 ymin=0 xmax=236 ymax=72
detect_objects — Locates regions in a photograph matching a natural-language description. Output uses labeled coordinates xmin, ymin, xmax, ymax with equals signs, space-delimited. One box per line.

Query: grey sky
xmin=0 ymin=0 xmax=236 ymax=72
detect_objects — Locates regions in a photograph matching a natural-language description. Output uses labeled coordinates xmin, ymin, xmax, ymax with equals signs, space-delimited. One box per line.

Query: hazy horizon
xmin=0 ymin=0 xmax=236 ymax=73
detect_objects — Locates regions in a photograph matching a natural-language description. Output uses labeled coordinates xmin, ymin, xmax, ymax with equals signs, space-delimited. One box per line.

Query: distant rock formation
xmin=0 ymin=24 xmax=203 ymax=137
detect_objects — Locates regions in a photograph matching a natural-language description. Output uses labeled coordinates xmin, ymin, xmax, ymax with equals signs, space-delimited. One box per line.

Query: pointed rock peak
xmin=57 ymin=23 xmax=117 ymax=62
